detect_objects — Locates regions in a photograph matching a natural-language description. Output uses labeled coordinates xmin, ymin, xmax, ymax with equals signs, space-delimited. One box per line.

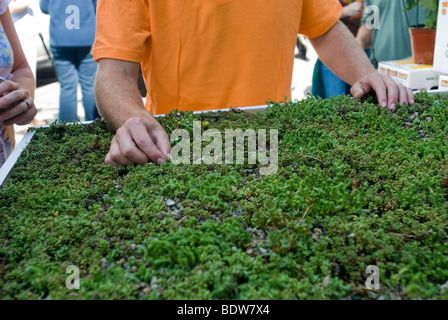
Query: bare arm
xmin=356 ymin=24 xmax=373 ymax=49
xmin=95 ymin=59 xmax=148 ymax=129
xmin=310 ymin=21 xmax=414 ymax=110
xmin=9 ymin=0 xmax=33 ymax=15
xmin=0 ymin=8 xmax=37 ymax=126
xmin=95 ymin=58 xmax=170 ymax=167
xmin=310 ymin=22 xmax=374 ymax=87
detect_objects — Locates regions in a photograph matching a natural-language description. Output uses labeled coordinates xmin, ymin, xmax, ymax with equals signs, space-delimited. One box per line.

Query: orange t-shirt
xmin=94 ymin=0 xmax=342 ymax=115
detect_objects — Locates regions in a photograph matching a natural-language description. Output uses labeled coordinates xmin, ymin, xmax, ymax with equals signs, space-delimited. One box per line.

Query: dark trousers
xmin=51 ymin=46 xmax=99 ymax=122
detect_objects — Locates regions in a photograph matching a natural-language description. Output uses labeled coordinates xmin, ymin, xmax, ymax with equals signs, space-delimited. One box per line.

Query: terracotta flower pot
xmin=409 ymin=27 xmax=437 ymax=65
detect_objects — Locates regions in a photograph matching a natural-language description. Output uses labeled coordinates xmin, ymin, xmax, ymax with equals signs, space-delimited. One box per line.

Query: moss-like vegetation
xmin=1 ymin=93 xmax=448 ymax=300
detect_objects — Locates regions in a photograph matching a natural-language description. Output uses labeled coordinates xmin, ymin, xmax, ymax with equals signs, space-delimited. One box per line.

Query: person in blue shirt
xmin=357 ymin=0 xmax=425 ymax=63
xmin=40 ymin=0 xmax=99 ymax=122
xmin=313 ymin=1 xmax=365 ymax=99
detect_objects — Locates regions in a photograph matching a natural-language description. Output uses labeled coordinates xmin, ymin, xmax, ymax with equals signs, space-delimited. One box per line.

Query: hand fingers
xmin=0 ymin=88 xmax=27 ymax=110
xmin=398 ymin=84 xmax=409 ymax=107
xmin=383 ymin=78 xmax=398 ymax=110
xmin=353 ymin=73 xmax=415 ymax=110
xmin=385 ymin=78 xmax=414 ymax=109
xmin=362 ymin=74 xmax=388 ymax=108
xmin=353 ymin=3 xmax=363 ymax=13
xmin=0 ymin=99 xmax=35 ymax=125
xmin=350 ymin=82 xmax=365 ymax=99
xmin=1 ymin=107 xmax=37 ymax=126
xmin=0 ymin=80 xmax=19 ymax=98
xmin=407 ymin=87 xmax=415 ymax=105
xmin=147 ymin=121 xmax=171 ymax=160
xmin=105 ymin=152 xmax=120 ymax=167
xmin=351 ymin=78 xmax=373 ymax=100
xmin=105 ymin=117 xmax=170 ymax=167
xmin=129 ymin=119 xmax=168 ymax=164
xmin=115 ymin=124 xmax=151 ymax=164
xmin=106 ymin=136 xmax=135 ymax=167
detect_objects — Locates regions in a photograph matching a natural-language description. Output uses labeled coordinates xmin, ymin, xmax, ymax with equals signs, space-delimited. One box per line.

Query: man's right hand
xmin=105 ymin=116 xmax=171 ymax=167
xmin=94 ymin=58 xmax=171 ymax=167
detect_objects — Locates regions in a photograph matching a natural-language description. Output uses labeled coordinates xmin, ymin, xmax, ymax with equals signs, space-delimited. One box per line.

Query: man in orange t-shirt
xmin=93 ymin=0 xmax=414 ymax=167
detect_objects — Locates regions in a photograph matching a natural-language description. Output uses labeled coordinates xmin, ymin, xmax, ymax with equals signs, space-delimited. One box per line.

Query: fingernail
xmin=382 ymin=102 xmax=387 ymax=108
xmin=390 ymin=104 xmax=396 ymax=111
xmin=156 ymin=158 xmax=165 ymax=165
xmin=410 ymin=99 xmax=415 ymax=105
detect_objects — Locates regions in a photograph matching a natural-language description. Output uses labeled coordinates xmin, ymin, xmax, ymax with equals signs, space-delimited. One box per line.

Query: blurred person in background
xmin=295 ymin=35 xmax=308 ymax=61
xmin=0 ymin=0 xmax=38 ymax=167
xmin=357 ymin=0 xmax=425 ymax=65
xmin=313 ymin=0 xmax=365 ymax=98
xmin=40 ymin=0 xmax=99 ymax=122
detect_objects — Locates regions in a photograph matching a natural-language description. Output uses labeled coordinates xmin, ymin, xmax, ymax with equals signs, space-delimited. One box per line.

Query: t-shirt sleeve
xmin=93 ymin=0 xmax=151 ymax=63
xmin=0 ymin=0 xmax=11 ymax=15
xmin=299 ymin=0 xmax=342 ymax=38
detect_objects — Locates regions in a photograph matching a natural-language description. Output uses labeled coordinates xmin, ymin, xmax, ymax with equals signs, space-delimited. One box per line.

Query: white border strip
xmin=416 ymin=89 xmax=448 ymax=94
xmin=33 ymin=120 xmax=95 ymax=130
xmin=0 ymin=131 xmax=36 ymax=189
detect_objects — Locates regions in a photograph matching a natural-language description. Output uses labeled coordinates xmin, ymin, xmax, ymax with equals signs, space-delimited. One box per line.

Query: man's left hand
xmin=351 ymin=72 xmax=415 ymax=111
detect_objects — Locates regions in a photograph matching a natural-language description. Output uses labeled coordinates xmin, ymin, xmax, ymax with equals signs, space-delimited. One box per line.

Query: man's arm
xmin=95 ymin=58 xmax=171 ymax=167
xmin=310 ymin=21 xmax=414 ymax=110
xmin=356 ymin=24 xmax=373 ymax=49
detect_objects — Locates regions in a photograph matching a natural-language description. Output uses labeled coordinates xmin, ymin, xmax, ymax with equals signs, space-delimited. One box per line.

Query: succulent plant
xmin=1 ymin=92 xmax=448 ymax=299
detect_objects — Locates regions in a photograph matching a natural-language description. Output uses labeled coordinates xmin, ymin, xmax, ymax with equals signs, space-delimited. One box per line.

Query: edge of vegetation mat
xmin=1 ymin=93 xmax=448 ymax=299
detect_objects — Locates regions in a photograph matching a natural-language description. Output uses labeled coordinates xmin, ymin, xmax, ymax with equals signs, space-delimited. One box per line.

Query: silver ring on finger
xmin=22 ymin=99 xmax=31 ymax=111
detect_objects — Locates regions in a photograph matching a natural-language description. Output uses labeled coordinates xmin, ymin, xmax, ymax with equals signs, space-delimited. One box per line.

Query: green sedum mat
xmin=1 ymin=93 xmax=448 ymax=300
